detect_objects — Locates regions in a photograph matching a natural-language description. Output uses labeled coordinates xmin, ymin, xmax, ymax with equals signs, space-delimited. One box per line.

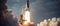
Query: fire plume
xmin=24 ymin=11 xmax=31 ymax=22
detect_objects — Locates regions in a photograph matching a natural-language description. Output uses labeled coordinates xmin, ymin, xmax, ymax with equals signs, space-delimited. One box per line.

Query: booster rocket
xmin=25 ymin=0 xmax=30 ymax=11
xmin=27 ymin=0 xmax=29 ymax=8
xmin=19 ymin=0 xmax=35 ymax=26
xmin=19 ymin=0 xmax=30 ymax=25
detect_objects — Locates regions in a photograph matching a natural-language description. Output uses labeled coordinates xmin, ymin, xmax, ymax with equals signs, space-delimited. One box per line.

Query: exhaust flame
xmin=24 ymin=11 xmax=30 ymax=22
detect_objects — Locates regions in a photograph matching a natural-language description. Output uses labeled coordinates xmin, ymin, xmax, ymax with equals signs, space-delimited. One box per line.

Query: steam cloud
xmin=37 ymin=17 xmax=60 ymax=26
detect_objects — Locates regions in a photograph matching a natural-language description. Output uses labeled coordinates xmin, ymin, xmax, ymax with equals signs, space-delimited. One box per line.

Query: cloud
xmin=37 ymin=17 xmax=60 ymax=26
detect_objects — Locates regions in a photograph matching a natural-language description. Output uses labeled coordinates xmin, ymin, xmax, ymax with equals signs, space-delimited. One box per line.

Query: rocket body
xmin=25 ymin=0 xmax=30 ymax=11
xmin=20 ymin=0 xmax=30 ymax=25
xmin=27 ymin=0 xmax=29 ymax=8
xmin=19 ymin=0 xmax=35 ymax=26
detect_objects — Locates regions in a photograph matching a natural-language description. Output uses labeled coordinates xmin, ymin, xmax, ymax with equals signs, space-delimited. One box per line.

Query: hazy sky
xmin=8 ymin=0 xmax=60 ymax=24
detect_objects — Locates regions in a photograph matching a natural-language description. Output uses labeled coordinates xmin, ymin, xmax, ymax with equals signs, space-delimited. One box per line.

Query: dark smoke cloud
xmin=0 ymin=0 xmax=7 ymax=11
xmin=0 ymin=0 xmax=8 ymax=26
xmin=0 ymin=0 xmax=18 ymax=26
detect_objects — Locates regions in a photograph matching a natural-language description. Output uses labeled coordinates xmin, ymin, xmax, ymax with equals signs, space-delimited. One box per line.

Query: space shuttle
xmin=25 ymin=0 xmax=30 ymax=11
xmin=19 ymin=0 xmax=30 ymax=25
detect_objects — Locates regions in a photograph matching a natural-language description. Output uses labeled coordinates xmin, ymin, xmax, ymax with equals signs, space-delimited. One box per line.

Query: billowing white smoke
xmin=49 ymin=17 xmax=58 ymax=26
xmin=37 ymin=17 xmax=60 ymax=26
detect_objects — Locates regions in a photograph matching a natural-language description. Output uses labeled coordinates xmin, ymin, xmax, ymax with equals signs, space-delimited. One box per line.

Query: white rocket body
xmin=20 ymin=0 xmax=30 ymax=25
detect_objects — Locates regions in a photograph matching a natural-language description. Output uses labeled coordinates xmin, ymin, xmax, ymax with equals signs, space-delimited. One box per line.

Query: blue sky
xmin=8 ymin=0 xmax=60 ymax=24
xmin=8 ymin=0 xmax=36 ymax=17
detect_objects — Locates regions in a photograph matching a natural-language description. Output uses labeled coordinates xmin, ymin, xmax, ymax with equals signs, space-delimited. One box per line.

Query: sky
xmin=8 ymin=0 xmax=60 ymax=24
